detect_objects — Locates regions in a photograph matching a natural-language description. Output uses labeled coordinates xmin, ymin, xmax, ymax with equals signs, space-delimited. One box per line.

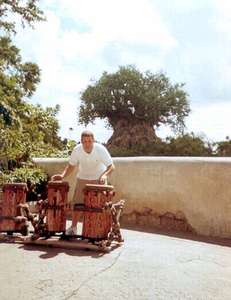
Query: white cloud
xmin=214 ymin=0 xmax=231 ymax=19
xmin=213 ymin=0 xmax=231 ymax=37
xmin=17 ymin=0 xmax=178 ymax=99
xmin=157 ymin=101 xmax=231 ymax=142
xmin=42 ymin=0 xmax=177 ymax=49
xmin=11 ymin=0 xmax=230 ymax=143
xmin=157 ymin=102 xmax=231 ymax=142
xmin=186 ymin=101 xmax=231 ymax=141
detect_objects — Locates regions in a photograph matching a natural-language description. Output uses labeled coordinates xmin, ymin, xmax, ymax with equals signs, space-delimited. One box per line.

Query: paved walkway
xmin=1 ymin=229 xmax=231 ymax=300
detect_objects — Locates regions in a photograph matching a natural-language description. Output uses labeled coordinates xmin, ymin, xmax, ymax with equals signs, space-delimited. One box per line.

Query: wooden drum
xmin=46 ymin=181 xmax=69 ymax=233
xmin=0 ymin=183 xmax=28 ymax=234
xmin=82 ymin=184 xmax=115 ymax=240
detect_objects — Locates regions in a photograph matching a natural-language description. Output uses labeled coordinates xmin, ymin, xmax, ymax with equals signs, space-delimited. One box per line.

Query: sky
xmin=14 ymin=0 xmax=231 ymax=143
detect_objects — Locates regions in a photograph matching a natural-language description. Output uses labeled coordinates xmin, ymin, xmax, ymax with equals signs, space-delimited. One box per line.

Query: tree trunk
xmin=106 ymin=119 xmax=157 ymax=149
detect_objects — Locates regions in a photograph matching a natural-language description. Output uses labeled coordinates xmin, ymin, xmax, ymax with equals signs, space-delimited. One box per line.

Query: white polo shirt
xmin=69 ymin=143 xmax=113 ymax=180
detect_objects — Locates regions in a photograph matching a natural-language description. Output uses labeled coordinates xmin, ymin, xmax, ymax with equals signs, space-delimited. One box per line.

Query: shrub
xmin=0 ymin=166 xmax=48 ymax=201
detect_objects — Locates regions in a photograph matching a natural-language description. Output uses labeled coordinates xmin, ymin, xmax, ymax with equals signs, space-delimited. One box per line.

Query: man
xmin=52 ymin=130 xmax=115 ymax=235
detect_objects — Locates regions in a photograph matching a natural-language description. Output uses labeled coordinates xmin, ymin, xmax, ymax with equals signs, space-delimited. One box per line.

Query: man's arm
xmin=99 ymin=164 xmax=115 ymax=184
xmin=52 ymin=164 xmax=76 ymax=181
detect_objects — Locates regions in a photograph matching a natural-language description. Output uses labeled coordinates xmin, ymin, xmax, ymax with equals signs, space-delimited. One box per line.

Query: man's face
xmin=81 ymin=136 xmax=94 ymax=152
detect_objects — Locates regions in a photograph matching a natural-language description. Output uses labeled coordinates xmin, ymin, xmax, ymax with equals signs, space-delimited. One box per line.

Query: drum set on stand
xmin=0 ymin=181 xmax=125 ymax=252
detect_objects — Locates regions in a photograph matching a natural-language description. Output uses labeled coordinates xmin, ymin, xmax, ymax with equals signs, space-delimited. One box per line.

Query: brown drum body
xmin=46 ymin=181 xmax=69 ymax=232
xmin=0 ymin=183 xmax=27 ymax=232
xmin=82 ymin=184 xmax=114 ymax=239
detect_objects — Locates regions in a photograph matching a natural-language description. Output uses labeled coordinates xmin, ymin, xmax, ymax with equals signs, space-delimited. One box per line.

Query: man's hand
xmin=99 ymin=174 xmax=107 ymax=184
xmin=98 ymin=164 xmax=114 ymax=184
xmin=51 ymin=164 xmax=75 ymax=182
xmin=51 ymin=174 xmax=63 ymax=181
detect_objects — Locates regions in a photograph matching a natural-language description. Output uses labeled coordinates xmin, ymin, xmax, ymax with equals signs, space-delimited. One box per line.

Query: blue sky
xmin=14 ymin=0 xmax=231 ymax=143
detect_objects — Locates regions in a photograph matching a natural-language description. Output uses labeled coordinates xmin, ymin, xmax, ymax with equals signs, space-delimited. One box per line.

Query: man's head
xmin=81 ymin=130 xmax=94 ymax=153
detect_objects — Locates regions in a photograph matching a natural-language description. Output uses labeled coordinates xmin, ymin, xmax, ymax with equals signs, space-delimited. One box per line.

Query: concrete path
xmin=1 ymin=229 xmax=231 ymax=300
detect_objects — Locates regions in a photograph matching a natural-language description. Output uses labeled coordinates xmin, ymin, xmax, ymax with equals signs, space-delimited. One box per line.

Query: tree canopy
xmin=215 ymin=138 xmax=231 ymax=156
xmin=0 ymin=0 xmax=44 ymax=126
xmin=79 ymin=66 xmax=190 ymax=149
xmin=0 ymin=36 xmax=40 ymax=126
xmin=0 ymin=103 xmax=65 ymax=164
xmin=0 ymin=0 xmax=44 ymax=34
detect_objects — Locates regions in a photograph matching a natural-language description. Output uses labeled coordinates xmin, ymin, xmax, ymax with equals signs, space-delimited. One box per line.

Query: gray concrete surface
xmin=1 ymin=229 xmax=231 ymax=300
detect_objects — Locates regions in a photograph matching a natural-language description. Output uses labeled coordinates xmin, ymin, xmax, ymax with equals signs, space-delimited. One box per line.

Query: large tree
xmin=79 ymin=66 xmax=190 ymax=149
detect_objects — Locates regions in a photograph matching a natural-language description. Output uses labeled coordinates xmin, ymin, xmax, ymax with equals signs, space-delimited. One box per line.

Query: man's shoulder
xmin=94 ymin=142 xmax=107 ymax=151
xmin=73 ymin=143 xmax=82 ymax=152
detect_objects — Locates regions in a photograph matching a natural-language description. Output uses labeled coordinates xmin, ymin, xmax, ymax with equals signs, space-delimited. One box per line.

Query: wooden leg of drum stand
xmin=107 ymin=200 xmax=125 ymax=246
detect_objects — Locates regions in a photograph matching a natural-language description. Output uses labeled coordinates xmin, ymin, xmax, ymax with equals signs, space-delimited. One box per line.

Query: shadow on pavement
xmin=0 ymin=233 xmax=120 ymax=259
xmin=122 ymin=225 xmax=231 ymax=248
xmin=17 ymin=243 xmax=109 ymax=259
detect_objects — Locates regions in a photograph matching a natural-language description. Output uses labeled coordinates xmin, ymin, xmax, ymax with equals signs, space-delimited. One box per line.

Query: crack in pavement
xmin=63 ymin=250 xmax=123 ymax=300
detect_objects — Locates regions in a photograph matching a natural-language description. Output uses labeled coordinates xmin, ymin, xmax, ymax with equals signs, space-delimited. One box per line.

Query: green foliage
xmin=0 ymin=36 xmax=41 ymax=126
xmin=0 ymin=0 xmax=45 ymax=34
xmin=108 ymin=140 xmax=165 ymax=157
xmin=165 ymin=133 xmax=212 ymax=156
xmin=56 ymin=139 xmax=77 ymax=157
xmin=79 ymin=65 xmax=190 ymax=132
xmin=109 ymin=133 xmax=212 ymax=157
xmin=0 ymin=1 xmax=66 ymax=165
xmin=31 ymin=139 xmax=78 ymax=159
xmin=215 ymin=138 xmax=231 ymax=156
xmin=0 ymin=166 xmax=47 ymax=185
xmin=0 ymin=1 xmax=44 ymax=125
xmin=0 ymin=103 xmax=65 ymax=164
xmin=0 ymin=165 xmax=48 ymax=201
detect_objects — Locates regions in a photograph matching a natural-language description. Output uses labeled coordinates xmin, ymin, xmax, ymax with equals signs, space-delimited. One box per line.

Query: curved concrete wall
xmin=33 ymin=157 xmax=231 ymax=238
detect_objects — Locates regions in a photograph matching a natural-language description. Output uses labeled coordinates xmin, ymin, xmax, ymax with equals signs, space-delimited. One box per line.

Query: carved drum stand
xmin=0 ymin=183 xmax=29 ymax=236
